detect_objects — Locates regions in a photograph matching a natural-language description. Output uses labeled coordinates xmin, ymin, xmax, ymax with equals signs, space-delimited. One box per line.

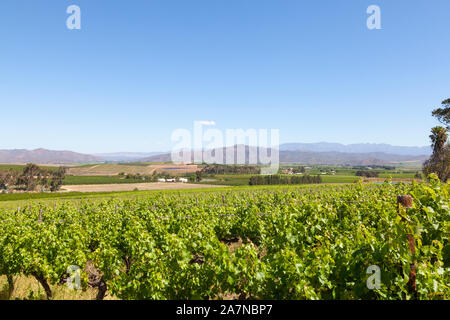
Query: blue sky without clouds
xmin=0 ymin=0 xmax=449 ymax=153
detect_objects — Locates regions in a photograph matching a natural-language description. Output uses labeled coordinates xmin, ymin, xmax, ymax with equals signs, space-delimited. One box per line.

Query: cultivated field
xmin=0 ymin=180 xmax=448 ymax=300
xmin=60 ymin=182 xmax=227 ymax=193
xmin=67 ymin=163 xmax=199 ymax=176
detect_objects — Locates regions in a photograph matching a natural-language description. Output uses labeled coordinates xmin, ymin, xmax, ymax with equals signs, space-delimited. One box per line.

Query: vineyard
xmin=0 ymin=177 xmax=448 ymax=300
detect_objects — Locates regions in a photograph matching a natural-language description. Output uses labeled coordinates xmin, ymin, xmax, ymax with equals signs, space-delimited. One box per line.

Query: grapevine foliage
xmin=0 ymin=179 xmax=448 ymax=300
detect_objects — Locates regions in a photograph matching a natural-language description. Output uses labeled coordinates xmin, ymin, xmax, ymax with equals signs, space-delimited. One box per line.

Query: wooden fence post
xmin=38 ymin=208 xmax=43 ymax=223
xmin=397 ymin=195 xmax=417 ymax=299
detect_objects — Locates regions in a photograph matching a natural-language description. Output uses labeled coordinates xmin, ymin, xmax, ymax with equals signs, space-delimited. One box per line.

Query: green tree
xmin=423 ymin=126 xmax=450 ymax=182
xmin=432 ymin=98 xmax=450 ymax=129
xmin=17 ymin=164 xmax=44 ymax=191
xmin=49 ymin=167 xmax=66 ymax=192
xmin=195 ymin=171 xmax=202 ymax=182
xmin=0 ymin=169 xmax=18 ymax=191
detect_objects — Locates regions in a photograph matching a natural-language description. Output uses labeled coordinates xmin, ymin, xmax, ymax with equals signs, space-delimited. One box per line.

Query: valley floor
xmin=60 ymin=182 xmax=228 ymax=193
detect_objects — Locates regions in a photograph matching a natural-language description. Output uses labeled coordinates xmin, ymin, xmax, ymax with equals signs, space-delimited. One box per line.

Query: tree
xmin=188 ymin=174 xmax=196 ymax=183
xmin=195 ymin=171 xmax=202 ymax=182
xmin=49 ymin=167 xmax=66 ymax=192
xmin=0 ymin=169 xmax=18 ymax=191
xmin=355 ymin=170 xmax=379 ymax=178
xmin=292 ymin=166 xmax=306 ymax=174
xmin=0 ymin=164 xmax=66 ymax=192
xmin=430 ymin=126 xmax=448 ymax=154
xmin=423 ymin=99 xmax=450 ymax=182
xmin=414 ymin=172 xmax=422 ymax=180
xmin=17 ymin=164 xmax=44 ymax=191
xmin=423 ymin=126 xmax=450 ymax=182
xmin=432 ymin=98 xmax=450 ymax=129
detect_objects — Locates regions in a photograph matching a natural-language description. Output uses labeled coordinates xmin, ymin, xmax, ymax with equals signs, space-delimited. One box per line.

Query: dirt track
xmin=61 ymin=182 xmax=226 ymax=193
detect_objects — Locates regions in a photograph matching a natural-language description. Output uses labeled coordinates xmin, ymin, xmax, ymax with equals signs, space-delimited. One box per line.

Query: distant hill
xmin=140 ymin=145 xmax=428 ymax=166
xmin=280 ymin=142 xmax=431 ymax=156
xmin=0 ymin=141 xmax=431 ymax=166
xmin=93 ymin=152 xmax=165 ymax=162
xmin=0 ymin=149 xmax=103 ymax=164
xmin=278 ymin=150 xmax=427 ymax=165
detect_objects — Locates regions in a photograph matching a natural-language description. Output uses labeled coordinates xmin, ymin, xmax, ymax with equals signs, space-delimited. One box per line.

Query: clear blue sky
xmin=0 ymin=0 xmax=449 ymax=153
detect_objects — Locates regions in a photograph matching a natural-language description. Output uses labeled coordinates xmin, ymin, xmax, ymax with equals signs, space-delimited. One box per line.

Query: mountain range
xmin=140 ymin=145 xmax=428 ymax=166
xmin=280 ymin=142 xmax=431 ymax=156
xmin=93 ymin=152 xmax=163 ymax=162
xmin=0 ymin=142 xmax=431 ymax=165
xmin=0 ymin=149 xmax=102 ymax=164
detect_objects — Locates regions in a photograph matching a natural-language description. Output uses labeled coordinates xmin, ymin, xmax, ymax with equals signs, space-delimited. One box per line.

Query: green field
xmin=198 ymin=174 xmax=361 ymax=185
xmin=0 ymin=165 xmax=27 ymax=172
xmin=59 ymin=171 xmax=412 ymax=188
xmin=321 ymin=175 xmax=359 ymax=183
xmin=378 ymin=172 xmax=417 ymax=179
xmin=63 ymin=175 xmax=147 ymax=185
xmin=1 ymin=163 xmax=421 ymax=187
xmin=0 ymin=180 xmax=447 ymax=300
xmin=198 ymin=174 xmax=253 ymax=186
xmin=281 ymin=165 xmax=421 ymax=182
xmin=0 ymin=184 xmax=345 ymax=209
xmin=0 ymin=164 xmax=59 ymax=172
